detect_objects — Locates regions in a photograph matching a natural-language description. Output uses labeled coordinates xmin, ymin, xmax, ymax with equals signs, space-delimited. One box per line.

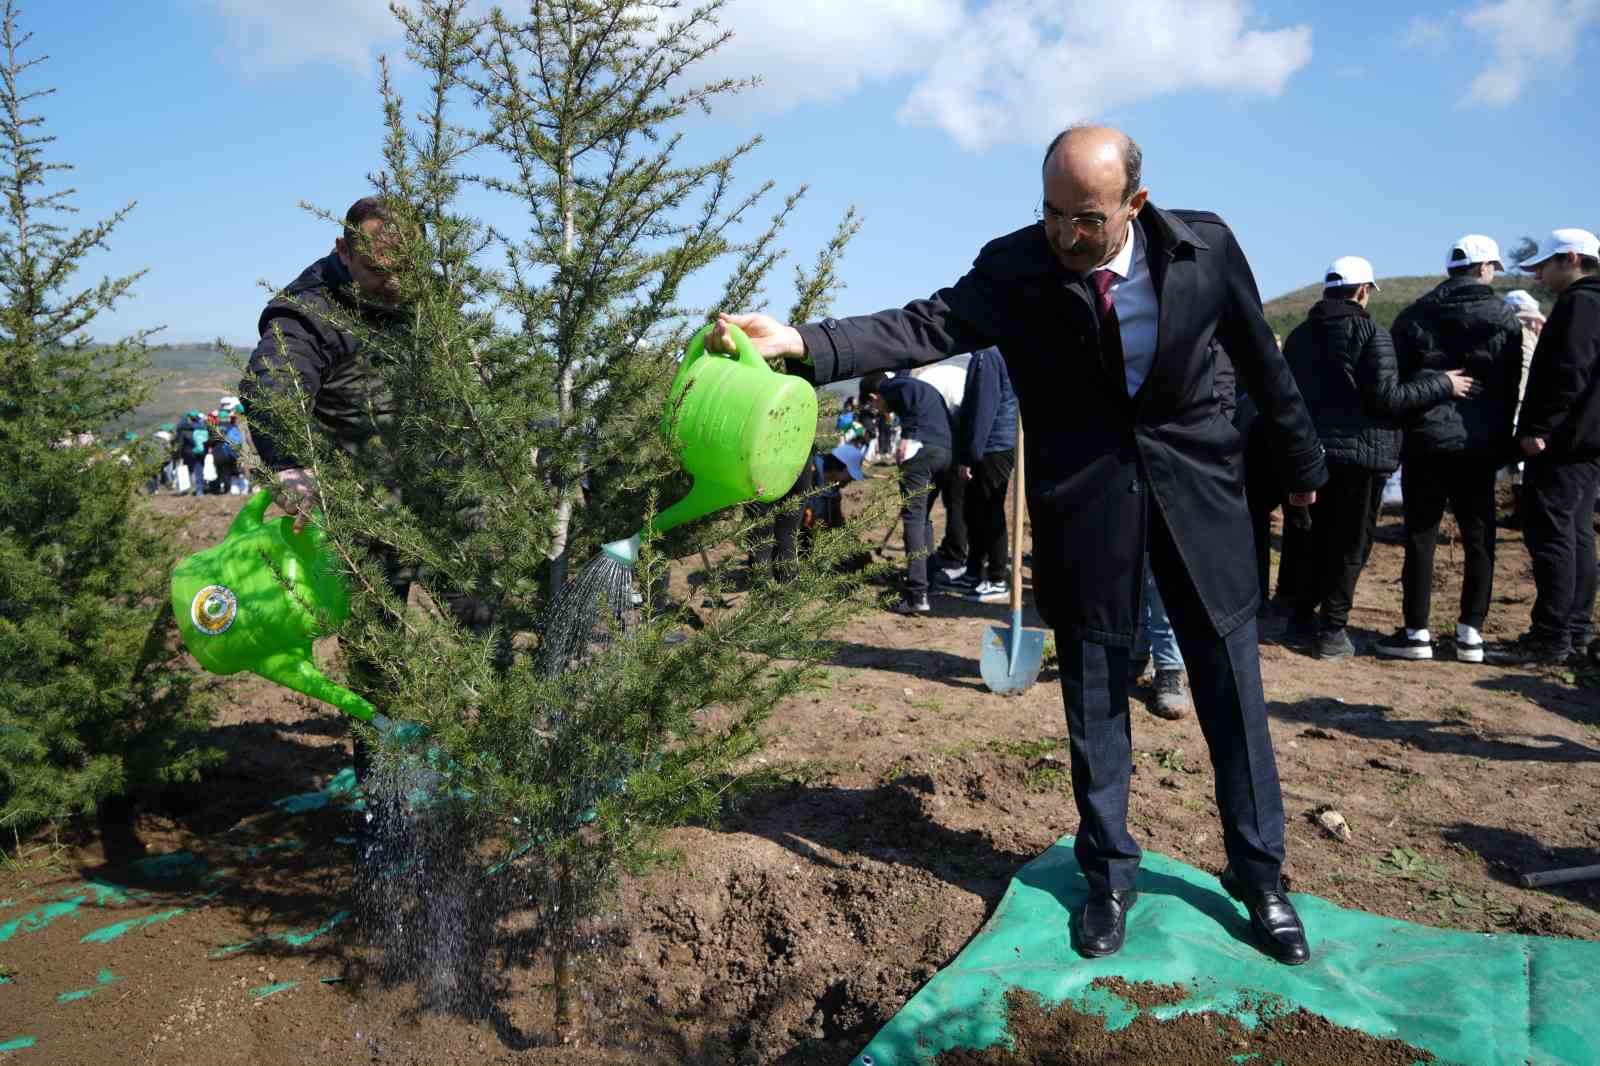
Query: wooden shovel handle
xmin=1011 ymin=419 xmax=1025 ymax=616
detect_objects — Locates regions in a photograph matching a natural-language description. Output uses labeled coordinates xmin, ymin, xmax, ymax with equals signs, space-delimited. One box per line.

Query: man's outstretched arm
xmin=710 ymin=268 xmax=998 ymax=385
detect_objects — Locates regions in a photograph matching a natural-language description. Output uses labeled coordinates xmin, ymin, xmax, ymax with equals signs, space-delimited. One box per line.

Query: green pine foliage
xmin=0 ymin=2 xmax=214 ymax=835
xmin=245 ymin=0 xmax=886 ymax=969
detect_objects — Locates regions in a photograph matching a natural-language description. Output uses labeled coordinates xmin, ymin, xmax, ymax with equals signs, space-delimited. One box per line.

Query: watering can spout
xmin=255 ymin=648 xmax=377 ymax=723
xmin=601 ymin=478 xmax=747 ymax=570
xmin=601 ymin=534 xmax=641 ymax=567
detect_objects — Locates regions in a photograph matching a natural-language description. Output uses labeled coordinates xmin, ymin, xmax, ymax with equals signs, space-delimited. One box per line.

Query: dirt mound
xmin=932 ymin=986 xmax=1433 ymax=1065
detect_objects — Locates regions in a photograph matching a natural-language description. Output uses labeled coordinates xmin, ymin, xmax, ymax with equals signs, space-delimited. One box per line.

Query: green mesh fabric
xmin=853 ymin=839 xmax=1600 ymax=1066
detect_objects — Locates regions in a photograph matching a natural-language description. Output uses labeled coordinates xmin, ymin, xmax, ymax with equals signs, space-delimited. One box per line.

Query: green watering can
xmin=171 ymin=490 xmax=376 ymax=723
xmin=602 ymin=322 xmax=818 ymax=565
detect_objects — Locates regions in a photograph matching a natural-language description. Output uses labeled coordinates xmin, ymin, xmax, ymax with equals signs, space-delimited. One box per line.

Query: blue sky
xmin=28 ymin=0 xmax=1600 ymax=346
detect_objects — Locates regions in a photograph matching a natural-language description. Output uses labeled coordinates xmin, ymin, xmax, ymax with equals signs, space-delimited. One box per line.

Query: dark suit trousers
xmin=1058 ymin=508 xmax=1286 ymax=895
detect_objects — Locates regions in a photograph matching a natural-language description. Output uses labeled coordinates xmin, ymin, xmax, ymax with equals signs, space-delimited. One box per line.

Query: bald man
xmin=711 ymin=125 xmax=1325 ymax=965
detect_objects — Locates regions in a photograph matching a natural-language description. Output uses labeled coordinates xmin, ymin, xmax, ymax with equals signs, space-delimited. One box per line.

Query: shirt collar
xmin=1098 ymin=220 xmax=1139 ymax=280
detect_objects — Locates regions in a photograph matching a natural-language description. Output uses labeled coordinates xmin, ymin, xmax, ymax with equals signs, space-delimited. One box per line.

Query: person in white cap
xmin=1378 ymin=236 xmax=1524 ymax=663
xmin=1502 ymin=289 xmax=1546 ymax=419
xmin=1491 ymin=229 xmax=1600 ymax=664
xmin=1281 ymin=256 xmax=1477 ymax=659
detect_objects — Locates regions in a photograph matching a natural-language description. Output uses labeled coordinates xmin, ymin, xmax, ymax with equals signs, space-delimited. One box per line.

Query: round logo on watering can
xmin=190 ymin=584 xmax=238 ymax=636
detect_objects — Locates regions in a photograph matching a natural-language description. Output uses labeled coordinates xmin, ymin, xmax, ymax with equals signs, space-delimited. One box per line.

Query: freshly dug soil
xmin=1085 ymin=976 xmax=1190 ymax=1009
xmin=934 ymin=986 xmax=1434 ymax=1065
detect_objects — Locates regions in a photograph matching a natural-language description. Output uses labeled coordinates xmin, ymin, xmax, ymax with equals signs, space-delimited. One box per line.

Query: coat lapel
xmin=1139 ymin=205 xmax=1209 ymax=405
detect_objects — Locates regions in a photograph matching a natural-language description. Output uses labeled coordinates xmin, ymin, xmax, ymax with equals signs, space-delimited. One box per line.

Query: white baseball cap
xmin=829 ymin=444 xmax=866 ymax=481
xmin=1521 ymin=228 xmax=1600 ymax=268
xmin=1503 ymin=289 xmax=1541 ymax=314
xmin=1324 ymin=256 xmax=1380 ymax=291
xmin=1446 ymin=234 xmax=1503 ymax=272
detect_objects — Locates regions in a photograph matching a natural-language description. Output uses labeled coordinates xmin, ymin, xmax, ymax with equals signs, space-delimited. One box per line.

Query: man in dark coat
xmin=1379 ymin=236 xmax=1523 ymax=663
xmin=1493 ymin=228 xmax=1600 ymax=664
xmin=710 ymin=125 xmax=1326 ymax=966
xmin=1281 ymin=256 xmax=1470 ymax=659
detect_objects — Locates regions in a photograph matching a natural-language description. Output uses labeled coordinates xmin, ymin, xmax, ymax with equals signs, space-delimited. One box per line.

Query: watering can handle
xmin=685 ymin=322 xmax=764 ymax=372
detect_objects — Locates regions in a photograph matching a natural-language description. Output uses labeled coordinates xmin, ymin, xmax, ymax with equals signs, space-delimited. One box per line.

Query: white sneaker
xmin=968 ymin=580 xmax=1010 ymax=604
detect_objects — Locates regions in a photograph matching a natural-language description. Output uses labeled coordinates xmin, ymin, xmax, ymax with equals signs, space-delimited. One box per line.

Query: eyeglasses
xmin=1034 ymin=199 xmax=1129 ymax=237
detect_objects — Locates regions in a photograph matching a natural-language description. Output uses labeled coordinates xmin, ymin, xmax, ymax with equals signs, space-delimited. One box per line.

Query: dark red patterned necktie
xmin=1089 ymin=268 xmax=1124 ymax=372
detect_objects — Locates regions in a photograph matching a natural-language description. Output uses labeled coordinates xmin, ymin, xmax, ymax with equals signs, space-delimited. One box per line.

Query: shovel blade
xmin=981 ymin=623 xmax=1047 ymax=694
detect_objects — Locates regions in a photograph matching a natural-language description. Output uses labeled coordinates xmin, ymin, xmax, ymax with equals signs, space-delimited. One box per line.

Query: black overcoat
xmin=793 ymin=204 xmax=1328 ymax=645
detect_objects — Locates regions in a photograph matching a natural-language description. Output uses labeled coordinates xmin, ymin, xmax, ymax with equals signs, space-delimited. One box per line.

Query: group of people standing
xmin=1271 ymin=228 xmax=1600 ymax=667
xmin=162 ymin=401 xmax=248 ymax=496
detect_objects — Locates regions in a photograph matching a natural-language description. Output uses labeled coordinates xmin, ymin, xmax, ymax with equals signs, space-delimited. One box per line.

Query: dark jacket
xmin=792 ymin=205 xmax=1327 ymax=644
xmin=1517 ymin=275 xmax=1600 ymax=460
xmin=877 ymin=376 xmax=953 ymax=453
xmin=239 ymin=253 xmax=398 ymax=471
xmin=955 ymin=346 xmax=1018 ymax=466
xmin=1391 ymin=275 xmax=1525 ymax=460
xmin=1282 ymin=298 xmax=1453 ymax=474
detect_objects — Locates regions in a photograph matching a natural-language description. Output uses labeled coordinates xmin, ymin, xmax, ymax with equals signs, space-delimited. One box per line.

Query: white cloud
xmin=201 ymin=0 xmax=402 ymax=74
xmin=1462 ymin=0 xmax=1600 ymax=104
xmin=896 ymin=0 xmax=1313 ymax=149
xmin=1399 ymin=14 xmax=1451 ymax=54
xmin=201 ymin=0 xmax=1313 ymax=150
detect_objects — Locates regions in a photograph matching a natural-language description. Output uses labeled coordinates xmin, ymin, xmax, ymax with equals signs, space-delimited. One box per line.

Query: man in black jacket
xmin=1493 ymin=229 xmax=1600 ymax=664
xmin=1379 ymin=236 xmax=1522 ymax=663
xmin=1282 ymin=257 xmax=1471 ymax=659
xmin=241 ymin=196 xmax=401 ymax=524
xmin=710 ymin=125 xmax=1326 ymax=966
xmin=860 ymin=370 xmax=955 ymax=614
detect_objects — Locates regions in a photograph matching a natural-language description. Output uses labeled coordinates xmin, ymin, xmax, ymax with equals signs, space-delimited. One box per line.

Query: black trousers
xmin=899 ymin=444 xmax=952 ymax=597
xmin=962 ymin=449 xmax=1014 ymax=583
xmin=748 ymin=459 xmax=818 ymax=580
xmin=1291 ymin=462 xmax=1383 ymax=630
xmin=1524 ymin=455 xmax=1600 ymax=649
xmin=933 ymin=465 xmax=968 ymax=569
xmin=1058 ymin=509 xmax=1286 ymax=895
xmin=1400 ymin=455 xmax=1498 ymax=632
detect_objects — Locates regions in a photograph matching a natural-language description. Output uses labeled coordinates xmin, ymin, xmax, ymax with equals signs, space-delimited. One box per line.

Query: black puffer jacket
xmin=239 ymin=253 xmax=399 ymax=471
xmin=1518 ymin=275 xmax=1600 ymax=460
xmin=1391 ymin=275 xmax=1524 ymax=461
xmin=1282 ymin=298 xmax=1454 ymax=473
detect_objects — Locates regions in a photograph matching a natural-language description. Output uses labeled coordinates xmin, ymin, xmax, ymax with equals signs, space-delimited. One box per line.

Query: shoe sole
xmin=1376 ymin=645 xmax=1432 ymax=660
xmin=1455 ymin=645 xmax=1484 ymax=663
xmin=974 ymin=593 xmax=1010 ymax=604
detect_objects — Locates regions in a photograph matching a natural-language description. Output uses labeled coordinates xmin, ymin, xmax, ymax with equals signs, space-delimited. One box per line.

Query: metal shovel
xmin=980 ymin=421 xmax=1046 ymax=694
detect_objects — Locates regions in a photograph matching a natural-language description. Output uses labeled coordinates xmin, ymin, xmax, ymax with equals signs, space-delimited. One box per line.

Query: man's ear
xmin=334 ymin=236 xmax=350 ymax=266
xmin=1128 ymin=187 xmax=1149 ymax=215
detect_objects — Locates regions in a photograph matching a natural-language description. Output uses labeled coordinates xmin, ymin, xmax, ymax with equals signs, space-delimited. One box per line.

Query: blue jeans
xmin=187 ymin=457 xmax=206 ymax=496
xmin=1132 ymin=554 xmax=1183 ymax=670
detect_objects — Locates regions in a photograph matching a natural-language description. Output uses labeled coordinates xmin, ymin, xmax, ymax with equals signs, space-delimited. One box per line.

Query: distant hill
xmin=129 ymin=343 xmax=247 ymax=431
xmin=1261 ymin=275 xmax=1550 ymax=341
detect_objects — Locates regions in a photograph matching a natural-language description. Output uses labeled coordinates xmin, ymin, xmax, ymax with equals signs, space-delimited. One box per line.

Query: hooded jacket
xmin=1391 ymin=275 xmax=1524 ymax=461
xmin=1282 ymin=298 xmax=1453 ymax=473
xmin=239 ymin=253 xmax=399 ymax=471
xmin=1517 ymin=275 xmax=1600 ymax=460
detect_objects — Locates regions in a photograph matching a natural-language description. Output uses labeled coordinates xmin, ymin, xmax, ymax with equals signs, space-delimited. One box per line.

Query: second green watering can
xmin=171 ymin=491 xmax=376 ymax=722
xmin=603 ymin=322 xmax=817 ymax=564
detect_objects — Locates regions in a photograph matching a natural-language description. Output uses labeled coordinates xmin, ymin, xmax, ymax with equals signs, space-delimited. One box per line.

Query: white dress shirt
xmin=1095 ymin=220 xmax=1159 ymax=396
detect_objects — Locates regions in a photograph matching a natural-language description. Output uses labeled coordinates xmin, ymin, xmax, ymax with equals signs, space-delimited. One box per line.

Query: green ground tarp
xmin=852 ymin=838 xmax=1600 ymax=1066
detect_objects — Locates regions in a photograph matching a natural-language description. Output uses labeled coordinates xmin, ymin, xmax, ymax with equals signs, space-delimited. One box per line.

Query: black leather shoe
xmin=1220 ymin=866 xmax=1310 ymax=965
xmin=1072 ymin=888 xmax=1137 ymax=958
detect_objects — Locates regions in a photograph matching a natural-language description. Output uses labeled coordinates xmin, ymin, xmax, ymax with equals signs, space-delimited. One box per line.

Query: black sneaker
xmin=931 ymin=569 xmax=978 ymax=594
xmin=1150 ymin=669 xmax=1190 ymax=720
xmin=1375 ymin=629 xmax=1432 ymax=661
xmin=1486 ymin=634 xmax=1572 ymax=666
xmin=1454 ymin=635 xmax=1485 ymax=664
xmin=888 ymin=594 xmax=931 ymax=616
xmin=1316 ymin=627 xmax=1355 ymax=659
